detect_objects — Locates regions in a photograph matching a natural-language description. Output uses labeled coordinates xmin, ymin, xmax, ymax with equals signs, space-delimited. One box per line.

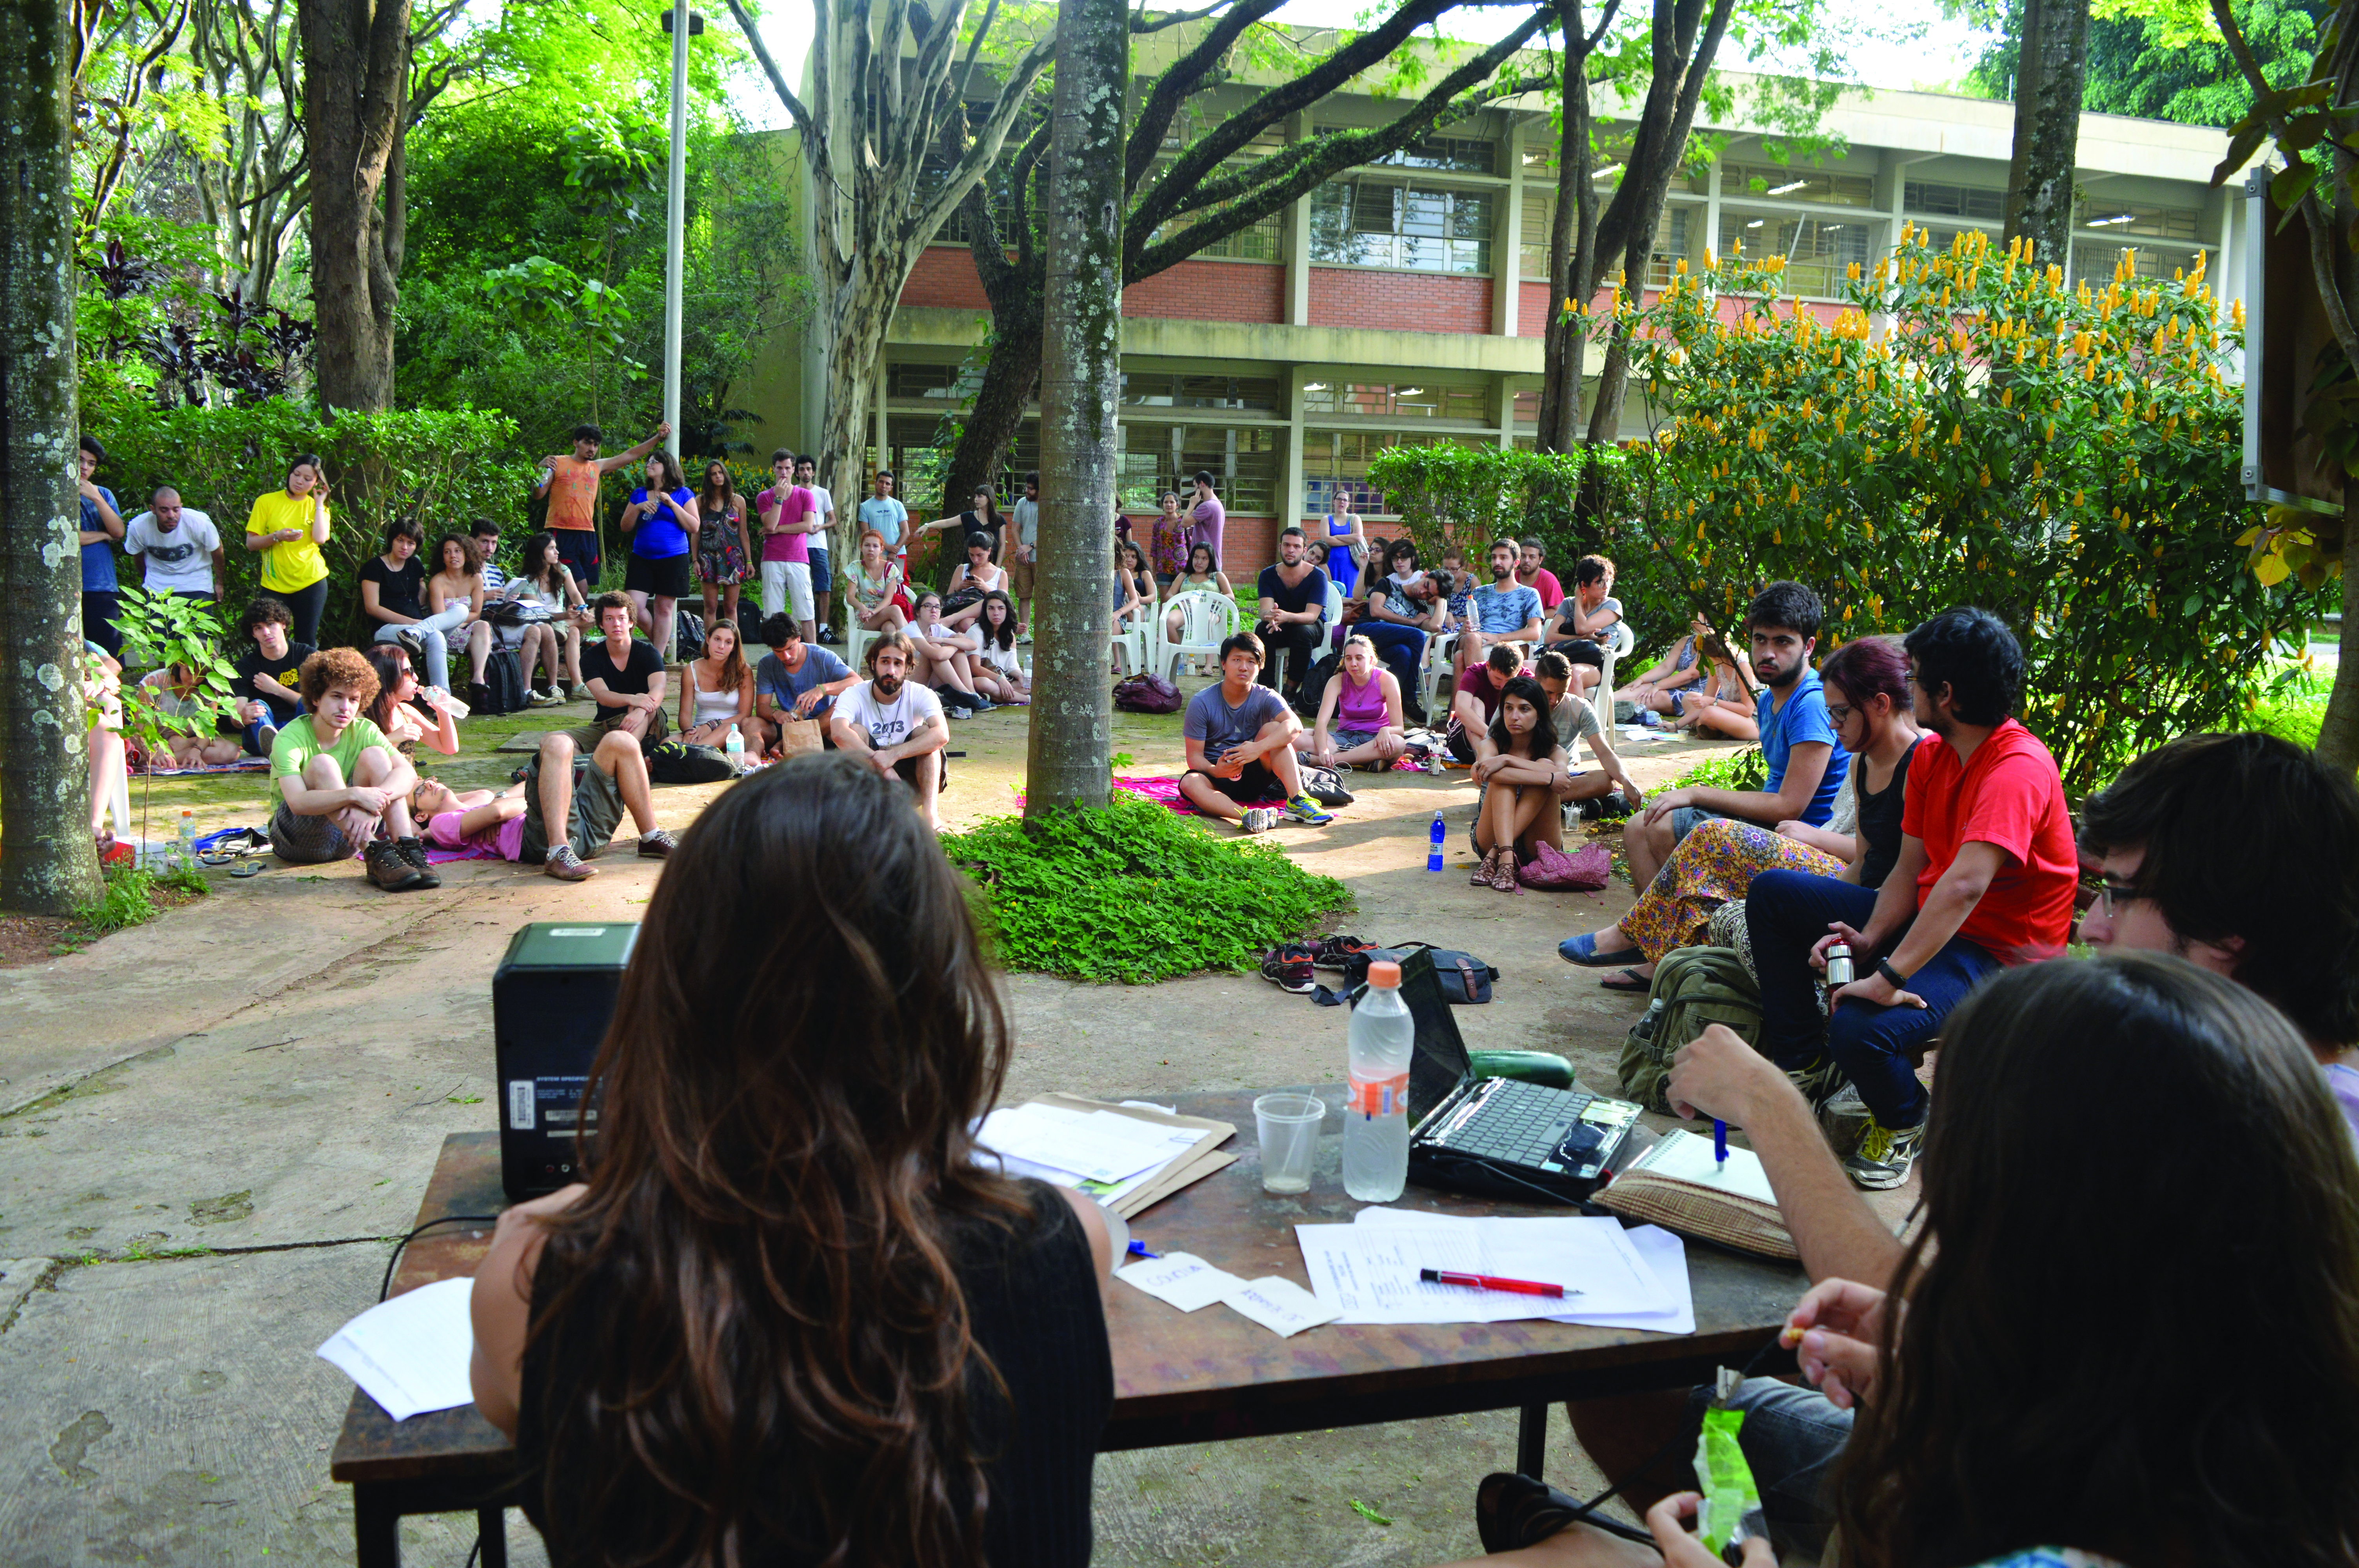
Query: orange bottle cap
xmin=1367 ymin=960 xmax=1401 ymax=987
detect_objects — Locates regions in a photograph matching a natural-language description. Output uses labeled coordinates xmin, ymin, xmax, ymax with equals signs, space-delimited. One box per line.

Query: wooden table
xmin=331 ymin=1090 xmax=1805 ymax=1565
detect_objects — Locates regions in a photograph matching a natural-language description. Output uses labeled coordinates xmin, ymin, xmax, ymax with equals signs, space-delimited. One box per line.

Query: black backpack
xmin=672 ymin=608 xmax=706 ymax=661
xmin=646 ymin=740 xmax=738 ymax=784
xmin=1298 ymin=650 xmax=1341 ymax=716
xmin=476 ymin=647 xmax=529 ymax=715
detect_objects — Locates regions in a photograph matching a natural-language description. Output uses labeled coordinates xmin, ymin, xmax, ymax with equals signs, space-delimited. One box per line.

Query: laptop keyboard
xmin=1429 ymin=1079 xmax=1593 ymax=1170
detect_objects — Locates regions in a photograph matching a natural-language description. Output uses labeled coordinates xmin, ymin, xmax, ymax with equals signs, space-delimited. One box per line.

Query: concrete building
xmin=745 ymin=44 xmax=2250 ymax=576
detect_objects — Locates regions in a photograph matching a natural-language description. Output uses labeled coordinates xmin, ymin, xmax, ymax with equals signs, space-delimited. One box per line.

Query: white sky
xmin=734 ymin=0 xmax=1999 ymax=131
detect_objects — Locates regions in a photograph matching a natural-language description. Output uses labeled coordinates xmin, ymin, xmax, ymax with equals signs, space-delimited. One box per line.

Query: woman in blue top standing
xmin=620 ymin=450 xmax=700 ymax=660
xmin=78 ymin=436 xmax=127 ymax=657
xmin=1320 ymin=502 xmax=1367 ymax=602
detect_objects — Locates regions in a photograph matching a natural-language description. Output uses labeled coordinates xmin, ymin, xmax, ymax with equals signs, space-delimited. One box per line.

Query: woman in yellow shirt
xmin=245 ymin=452 xmax=333 ymax=645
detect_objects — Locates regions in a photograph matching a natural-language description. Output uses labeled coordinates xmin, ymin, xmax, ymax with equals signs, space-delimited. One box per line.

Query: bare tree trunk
xmin=1538 ymin=0 xmax=1605 ymax=455
xmin=300 ymin=0 xmax=409 ymax=410
xmin=938 ymin=305 xmax=1043 ymax=522
xmin=1025 ymin=0 xmax=1126 ymax=818
xmin=2 ymin=0 xmax=104 ymax=915
xmin=2003 ymin=0 xmax=2088 ymax=265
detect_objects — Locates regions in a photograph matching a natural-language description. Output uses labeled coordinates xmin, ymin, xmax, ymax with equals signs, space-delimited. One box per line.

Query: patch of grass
xmin=1668 ymin=746 xmax=1768 ymax=793
xmin=73 ymin=860 xmax=206 ymax=936
xmin=2250 ymin=669 xmax=2330 ymax=751
xmin=941 ymin=793 xmax=1352 ymax=984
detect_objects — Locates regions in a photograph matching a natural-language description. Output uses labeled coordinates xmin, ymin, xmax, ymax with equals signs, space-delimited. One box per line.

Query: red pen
xmin=1419 ymin=1268 xmax=1571 ymax=1298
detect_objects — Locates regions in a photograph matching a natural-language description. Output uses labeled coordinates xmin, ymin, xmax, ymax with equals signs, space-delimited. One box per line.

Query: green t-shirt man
xmin=269 ymin=714 xmax=392 ymax=786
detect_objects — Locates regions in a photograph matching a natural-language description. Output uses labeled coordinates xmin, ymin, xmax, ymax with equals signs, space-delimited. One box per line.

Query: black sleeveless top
xmin=515 ymin=1180 xmax=1112 ymax=1567
xmin=1856 ymin=736 xmax=1920 ymax=892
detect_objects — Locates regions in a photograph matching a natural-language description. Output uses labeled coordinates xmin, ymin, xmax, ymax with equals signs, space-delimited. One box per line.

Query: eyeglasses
xmin=1825 ymin=702 xmax=1854 ymax=726
xmin=2092 ymin=879 xmax=2141 ymax=919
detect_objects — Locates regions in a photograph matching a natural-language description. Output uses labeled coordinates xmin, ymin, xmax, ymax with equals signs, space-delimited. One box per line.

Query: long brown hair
xmin=1836 ymin=953 xmax=2359 ymax=1568
xmin=524 ymin=756 xmax=1025 ymax=1567
xmin=698 ymin=458 xmax=738 ymax=519
xmin=696 ymin=616 xmax=749 ymax=697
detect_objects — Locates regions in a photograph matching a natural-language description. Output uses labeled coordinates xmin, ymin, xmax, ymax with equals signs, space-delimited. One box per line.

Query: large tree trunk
xmin=300 ymin=0 xmax=409 ymax=410
xmin=1537 ymin=0 xmax=1600 ymax=455
xmin=1024 ymin=0 xmax=1126 ymax=818
xmin=2 ymin=0 xmax=105 ymax=915
xmin=2003 ymin=0 xmax=2089 ymax=265
xmin=938 ymin=281 xmax=1045 ymax=525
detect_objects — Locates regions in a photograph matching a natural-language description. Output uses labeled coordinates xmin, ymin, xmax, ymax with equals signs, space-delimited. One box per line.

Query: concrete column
xmin=1495 ymin=119 xmax=1524 ymax=337
xmin=1495 ymin=374 xmax=1514 ymax=450
xmin=1285 ymin=111 xmax=1313 ymax=327
xmin=1283 ymin=368 xmax=1309 ymax=526
xmin=1703 ymin=160 xmax=1722 ymax=272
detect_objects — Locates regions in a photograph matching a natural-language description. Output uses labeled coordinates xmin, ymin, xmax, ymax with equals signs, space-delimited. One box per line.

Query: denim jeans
xmin=374 ymin=603 xmax=472 ymax=691
xmin=1746 ymin=868 xmax=2005 ymax=1128
xmin=238 ymin=700 xmax=304 ymax=757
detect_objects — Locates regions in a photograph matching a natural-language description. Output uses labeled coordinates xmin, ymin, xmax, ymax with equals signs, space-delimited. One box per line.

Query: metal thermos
xmin=1823 ymin=941 xmax=1854 ymax=988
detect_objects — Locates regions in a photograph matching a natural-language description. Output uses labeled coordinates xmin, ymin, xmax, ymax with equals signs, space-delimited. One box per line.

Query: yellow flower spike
xmin=1787 ymin=483 xmax=1800 ymax=503
xmin=1675 ymin=258 xmax=1688 ymax=275
xmin=2031 ymin=458 xmax=2044 ymax=480
xmin=2001 ymin=387 xmax=2013 ymax=408
xmin=1979 ymin=467 xmax=1992 ymax=487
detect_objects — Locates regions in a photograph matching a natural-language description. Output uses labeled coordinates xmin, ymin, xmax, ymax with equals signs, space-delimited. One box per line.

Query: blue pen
xmin=1126 ymin=1240 xmax=1158 ymax=1259
xmin=1713 ymin=1119 xmax=1728 ymax=1168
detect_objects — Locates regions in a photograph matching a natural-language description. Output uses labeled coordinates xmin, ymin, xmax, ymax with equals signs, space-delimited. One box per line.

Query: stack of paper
xmin=974 ymin=1095 xmax=1236 ymax=1218
xmin=1117 ymin=1251 xmax=1340 ymax=1338
xmin=316 ymin=1277 xmax=478 ymax=1421
xmin=1292 ymin=1209 xmax=1694 ymax=1333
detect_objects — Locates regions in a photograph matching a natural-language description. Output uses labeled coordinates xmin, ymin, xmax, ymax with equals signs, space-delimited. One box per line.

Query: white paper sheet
xmin=1545 ymin=1225 xmax=1696 ymax=1335
xmin=1220 ymin=1277 xmax=1341 ymax=1338
xmin=1628 ymin=1128 xmax=1779 ymax=1205
xmin=1118 ymin=1252 xmax=1247 ymax=1312
xmin=975 ymin=1104 xmax=1202 ymax=1186
xmin=1297 ymin=1210 xmax=1676 ymax=1324
xmin=316 ymin=1277 xmax=477 ymax=1422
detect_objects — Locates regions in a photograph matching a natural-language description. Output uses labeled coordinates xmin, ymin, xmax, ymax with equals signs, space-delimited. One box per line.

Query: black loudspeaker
xmin=493 ymin=921 xmax=638 ymax=1200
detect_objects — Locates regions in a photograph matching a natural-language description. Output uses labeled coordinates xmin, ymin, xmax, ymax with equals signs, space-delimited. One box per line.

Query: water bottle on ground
xmin=724 ymin=722 xmax=745 ymax=771
xmin=177 ymin=809 xmax=197 ymax=867
xmin=1344 ymin=959 xmax=1416 ymax=1202
xmin=1427 ymin=811 xmax=1445 ymax=872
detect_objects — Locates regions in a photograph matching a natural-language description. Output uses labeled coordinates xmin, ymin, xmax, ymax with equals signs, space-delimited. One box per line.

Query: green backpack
xmin=1617 ymin=945 xmax=1764 ymax=1114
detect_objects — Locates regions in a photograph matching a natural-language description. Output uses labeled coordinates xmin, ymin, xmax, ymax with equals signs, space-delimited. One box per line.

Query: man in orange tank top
xmin=532 ymin=421 xmax=670 ymax=593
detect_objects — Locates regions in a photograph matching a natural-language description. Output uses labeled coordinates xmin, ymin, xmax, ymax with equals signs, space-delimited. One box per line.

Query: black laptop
xmin=1398 ymin=947 xmax=1644 ymax=1204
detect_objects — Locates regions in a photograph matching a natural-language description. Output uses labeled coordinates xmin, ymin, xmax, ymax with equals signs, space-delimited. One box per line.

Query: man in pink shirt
xmin=1187 ymin=471 xmax=1226 ymax=564
xmin=1516 ymin=538 xmax=1565 ymax=612
xmin=755 ymin=447 xmax=819 ymax=644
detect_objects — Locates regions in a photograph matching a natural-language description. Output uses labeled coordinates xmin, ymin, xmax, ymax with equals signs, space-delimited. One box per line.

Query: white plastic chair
xmin=1154 ymin=590 xmax=1243 ymax=682
xmin=1112 ymin=611 xmax=1152 ymax=676
xmin=1418 ymin=630 xmax=1461 ymax=719
xmin=845 ymin=618 xmax=878 ymax=681
xmin=1595 ymin=619 xmax=1636 ymax=704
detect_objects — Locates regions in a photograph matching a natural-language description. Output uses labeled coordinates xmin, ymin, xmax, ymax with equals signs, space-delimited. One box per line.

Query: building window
xmin=2078 ymin=202 xmax=2202 ymax=243
xmin=1120 ymin=372 xmax=1283 ymax=412
xmin=1521 ymin=189 xmax=1554 ymax=280
xmin=1310 ymin=180 xmax=1494 ymax=273
xmin=887 ymin=361 xmax=983 ymax=403
xmin=1511 ymin=389 xmax=1539 ymax=425
xmin=1706 ymin=162 xmax=1875 ymax=208
xmin=1303 ymin=429 xmax=1492 ymax=517
xmin=1121 ymin=423 xmax=1280 ymax=515
xmin=2071 ymin=240 xmax=2209 ymax=282
xmin=1905 ymin=180 xmax=2006 ymax=223
xmin=1718 ymin=211 xmax=1877 ymax=296
xmin=1644 ymin=207 xmax=1698 ymax=288
xmin=1359 ymin=129 xmax=1496 ymax=174
xmin=1302 ymin=381 xmax=1487 ymax=420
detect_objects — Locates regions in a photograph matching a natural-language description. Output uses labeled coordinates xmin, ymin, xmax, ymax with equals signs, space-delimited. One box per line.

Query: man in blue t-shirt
xmin=78 ymin=436 xmax=126 ymax=657
xmin=1456 ymin=538 xmax=1544 ymax=685
xmin=1610 ymin=581 xmax=1848 ymax=894
xmin=753 ymin=613 xmax=858 ymax=746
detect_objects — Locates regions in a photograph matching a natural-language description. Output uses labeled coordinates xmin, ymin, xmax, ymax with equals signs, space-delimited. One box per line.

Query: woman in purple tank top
xmin=1296 ymin=635 xmax=1406 ymax=772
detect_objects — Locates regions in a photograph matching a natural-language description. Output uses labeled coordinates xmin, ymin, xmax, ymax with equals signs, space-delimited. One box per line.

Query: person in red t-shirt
xmin=1742 ymin=606 xmax=2076 ymax=1189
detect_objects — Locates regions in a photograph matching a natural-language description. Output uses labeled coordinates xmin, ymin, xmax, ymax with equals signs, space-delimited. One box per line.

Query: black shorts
xmin=552 ymin=528 xmax=601 ymax=588
xmin=625 ymin=550 xmax=691 ymax=599
xmin=1546 ymin=638 xmax=1605 ymax=667
xmin=1184 ymin=759 xmax=1281 ymax=804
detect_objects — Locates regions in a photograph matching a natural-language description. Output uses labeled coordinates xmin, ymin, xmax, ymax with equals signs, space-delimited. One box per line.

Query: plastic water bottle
xmin=177 ymin=809 xmax=196 ymax=866
xmin=724 ymin=722 xmax=745 ymax=771
xmin=1343 ymin=959 xmax=1416 ymax=1202
xmin=1427 ymin=811 xmax=1445 ymax=872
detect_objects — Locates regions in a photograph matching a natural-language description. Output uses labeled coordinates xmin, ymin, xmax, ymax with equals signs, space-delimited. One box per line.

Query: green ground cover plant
xmin=1667 ymin=746 xmax=1768 ymax=794
xmin=73 ymin=860 xmax=207 ymax=939
xmin=941 ymin=793 xmax=1351 ymax=984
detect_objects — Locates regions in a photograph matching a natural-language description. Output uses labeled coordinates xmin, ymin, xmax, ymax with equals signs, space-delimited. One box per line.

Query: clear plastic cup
xmin=1254 ymin=1092 xmax=1326 ymax=1194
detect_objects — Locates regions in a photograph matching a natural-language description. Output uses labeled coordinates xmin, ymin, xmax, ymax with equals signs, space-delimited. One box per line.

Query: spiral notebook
xmin=1594 ymin=1129 xmax=1798 ymax=1261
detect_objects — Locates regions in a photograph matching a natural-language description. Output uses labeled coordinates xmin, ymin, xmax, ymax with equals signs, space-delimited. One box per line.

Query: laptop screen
xmin=1398 ymin=947 xmax=1475 ymax=1124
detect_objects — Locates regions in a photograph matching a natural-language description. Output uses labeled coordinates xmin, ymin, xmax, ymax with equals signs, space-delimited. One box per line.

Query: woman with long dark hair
xmin=506 ymin=530 xmax=588 ymax=701
xmin=470 ymin=756 xmax=1117 ymax=1568
xmin=362 ymin=642 xmax=462 ymax=758
xmin=243 ymin=451 xmax=333 ymax=645
xmin=620 ymin=449 xmax=700 ymax=658
xmin=1448 ymin=952 xmax=2359 ymax=1568
xmin=1466 ymin=674 xmax=1567 ymax=892
xmin=694 ymin=458 xmax=752 ymax=632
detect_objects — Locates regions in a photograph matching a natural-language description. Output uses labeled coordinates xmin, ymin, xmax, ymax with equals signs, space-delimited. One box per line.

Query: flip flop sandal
xmin=229 ymin=861 xmax=266 ymax=878
xmin=1599 ymin=967 xmax=1653 ymax=992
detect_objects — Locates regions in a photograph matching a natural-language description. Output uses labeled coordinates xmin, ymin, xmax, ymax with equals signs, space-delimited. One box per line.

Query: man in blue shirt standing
xmin=78 ymin=436 xmax=126 ymax=658
xmin=1605 ymin=581 xmax=1848 ymax=894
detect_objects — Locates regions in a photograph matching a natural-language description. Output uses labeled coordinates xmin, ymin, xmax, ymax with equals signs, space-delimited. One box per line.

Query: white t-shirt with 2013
xmin=125 ymin=510 xmax=221 ymax=593
xmin=839 ymin=678 xmax=943 ymax=750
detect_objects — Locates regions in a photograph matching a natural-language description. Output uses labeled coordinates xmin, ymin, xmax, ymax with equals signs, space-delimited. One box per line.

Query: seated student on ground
xmin=1456 ymin=953 xmax=2359 ymax=1568
xmin=574 ymin=591 xmax=668 ymax=751
xmin=906 ymin=590 xmax=994 ymax=715
xmin=1467 ymin=676 xmax=1571 ymax=893
xmin=1616 ymin=617 xmax=1706 ymax=712
xmin=1569 ymin=635 xmax=1918 ymax=991
xmin=941 ymin=532 xmax=1006 ymax=633
xmin=678 ymin=615 xmax=757 ymax=751
xmin=469 ymin=756 xmax=1115 ymax=1568
xmin=1543 ymin=555 xmax=1621 ymax=696
xmin=1255 ymin=528 xmax=1331 ymax=705
xmin=1178 ymin=632 xmax=1334 ymax=836
xmin=425 ymin=532 xmax=499 ymax=711
xmin=1455 ymin=539 xmax=1543 ymax=684
xmin=364 ymin=644 xmax=463 ymax=759
xmin=1447 ymin=641 xmax=1530 ymax=764
xmin=1661 ymin=648 xmax=1759 ymax=739
xmin=1616 ymin=582 xmax=1849 ymax=891
xmin=1528 ymin=651 xmax=1645 ymax=815
xmin=222 ymin=595 xmax=311 ymax=757
xmin=1162 ymin=543 xmax=1233 ymax=644
xmin=410 ymin=729 xmax=672 ymax=883
xmin=845 ymin=528 xmax=911 ymax=636
xmin=135 ymin=664 xmax=244 ymax=768
xmin=267 ymin=648 xmax=433 ymax=891
xmin=1297 ymin=635 xmax=1406 ymax=772
xmin=827 ymin=632 xmax=952 ymax=832
xmin=970 ymin=592 xmax=1030 ymax=706
xmin=754 ymin=612 xmax=858 ymax=753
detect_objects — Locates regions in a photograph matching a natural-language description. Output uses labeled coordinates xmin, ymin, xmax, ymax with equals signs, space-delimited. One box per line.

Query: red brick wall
xmin=1307 ymin=268 xmax=1492 ymax=334
xmin=900 ymin=247 xmax=992 ymax=310
xmin=1519 ymin=280 xmax=1553 ymax=338
xmin=1121 ymin=261 xmax=1283 ymax=323
xmin=1118 ymin=514 xmax=1281 ymax=576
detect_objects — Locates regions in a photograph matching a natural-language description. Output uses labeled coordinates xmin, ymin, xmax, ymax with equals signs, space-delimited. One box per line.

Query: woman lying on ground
xmin=970 ymin=592 xmax=1030 ymax=706
xmin=469 ymin=757 xmax=1118 ymax=1568
xmin=1467 ymin=675 xmax=1568 ymax=894
xmin=1563 ymin=636 xmax=1920 ymax=988
xmin=1443 ymin=951 xmax=2359 ymax=1568
xmin=1297 ymin=635 xmax=1405 ymax=772
xmin=363 ymin=644 xmax=463 ymax=758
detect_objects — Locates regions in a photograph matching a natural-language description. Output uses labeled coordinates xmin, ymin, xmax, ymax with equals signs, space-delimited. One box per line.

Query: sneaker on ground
xmin=543 ymin=844 xmax=598 ymax=881
xmin=1843 ymin=1118 xmax=1925 ymax=1189
xmin=394 ymin=836 xmax=443 ymax=890
xmin=1784 ymin=1053 xmax=1847 ymax=1108
xmin=817 ymin=628 xmax=841 ymax=644
xmin=1241 ymin=806 xmax=1280 ymax=834
xmin=966 ymin=696 xmax=996 ymax=713
xmin=528 ymin=687 xmax=562 ymax=707
xmin=1284 ymin=793 xmax=1334 ymax=825
xmin=1259 ymin=943 xmax=1317 ymax=994
xmin=637 ymin=828 xmax=678 ymax=858
xmin=1310 ymin=933 xmax=1377 ymax=970
xmin=365 ymin=838 xmax=427 ymax=892
xmin=256 ymin=723 xmax=278 ymax=752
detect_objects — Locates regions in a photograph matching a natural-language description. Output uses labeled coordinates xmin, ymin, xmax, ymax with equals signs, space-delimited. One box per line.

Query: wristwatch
xmin=1877 ymin=957 xmax=1909 ymax=989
